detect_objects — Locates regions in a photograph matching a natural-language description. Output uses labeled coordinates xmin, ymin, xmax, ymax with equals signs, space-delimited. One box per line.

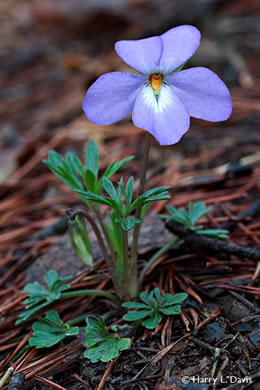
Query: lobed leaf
xmin=84 ymin=316 xmax=130 ymax=363
xmin=29 ymin=310 xmax=79 ymax=348
xmin=142 ymin=312 xmax=162 ymax=329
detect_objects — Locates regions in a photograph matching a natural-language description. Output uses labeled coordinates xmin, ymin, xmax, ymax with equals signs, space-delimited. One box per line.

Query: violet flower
xmin=83 ymin=25 xmax=232 ymax=145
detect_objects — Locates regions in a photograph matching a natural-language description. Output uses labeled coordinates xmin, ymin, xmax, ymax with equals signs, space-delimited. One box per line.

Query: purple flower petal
xmin=159 ymin=25 xmax=201 ymax=74
xmin=115 ymin=37 xmax=162 ymax=75
xmin=83 ymin=72 xmax=146 ymax=125
xmin=132 ymin=83 xmax=190 ymax=145
xmin=168 ymin=67 xmax=232 ymax=121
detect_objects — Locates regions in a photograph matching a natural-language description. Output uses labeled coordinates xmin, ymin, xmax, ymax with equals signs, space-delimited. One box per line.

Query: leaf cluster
xmin=123 ymin=288 xmax=188 ymax=329
xmin=43 ymin=141 xmax=133 ymax=198
xmin=160 ymin=201 xmax=229 ymax=239
xmin=77 ymin=177 xmax=170 ymax=231
xmin=84 ymin=316 xmax=130 ymax=363
xmin=16 ymin=270 xmax=71 ymax=325
xmin=29 ymin=310 xmax=79 ymax=348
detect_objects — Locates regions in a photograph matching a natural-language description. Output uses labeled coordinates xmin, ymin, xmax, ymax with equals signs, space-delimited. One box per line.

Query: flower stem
xmin=122 ymin=229 xmax=130 ymax=300
xmin=129 ymin=133 xmax=151 ymax=297
xmin=61 ymin=289 xmax=120 ymax=306
xmin=93 ymin=205 xmax=117 ymax=264
xmin=138 ymin=237 xmax=181 ymax=288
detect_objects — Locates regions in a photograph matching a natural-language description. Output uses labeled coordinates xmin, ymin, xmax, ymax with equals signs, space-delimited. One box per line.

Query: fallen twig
xmin=166 ymin=220 xmax=260 ymax=261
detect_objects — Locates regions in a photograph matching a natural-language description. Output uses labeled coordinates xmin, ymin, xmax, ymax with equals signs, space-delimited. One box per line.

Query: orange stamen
xmin=149 ymin=73 xmax=162 ymax=90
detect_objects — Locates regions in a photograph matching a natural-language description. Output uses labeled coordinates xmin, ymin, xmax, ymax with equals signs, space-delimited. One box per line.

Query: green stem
xmin=67 ymin=314 xmax=88 ymax=326
xmin=129 ymin=133 xmax=151 ymax=296
xmin=94 ymin=205 xmax=117 ymax=264
xmin=122 ymin=229 xmax=130 ymax=300
xmin=138 ymin=237 xmax=181 ymax=289
xmin=61 ymin=289 xmax=120 ymax=306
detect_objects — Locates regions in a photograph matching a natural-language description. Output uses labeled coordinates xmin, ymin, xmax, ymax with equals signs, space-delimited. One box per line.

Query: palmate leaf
xmin=29 ymin=310 xmax=79 ymax=348
xmin=123 ymin=288 xmax=188 ymax=329
xmin=160 ymin=201 xmax=229 ymax=239
xmin=16 ymin=271 xmax=72 ymax=325
xmin=187 ymin=201 xmax=212 ymax=228
xmin=84 ymin=316 xmax=130 ymax=363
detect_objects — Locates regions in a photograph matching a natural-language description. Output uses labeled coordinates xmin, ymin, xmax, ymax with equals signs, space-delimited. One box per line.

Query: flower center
xmin=149 ymin=73 xmax=163 ymax=91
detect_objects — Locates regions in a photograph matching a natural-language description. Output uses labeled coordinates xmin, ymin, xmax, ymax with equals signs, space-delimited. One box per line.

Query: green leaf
xmin=115 ymin=217 xmax=140 ymax=232
xmin=29 ymin=310 xmax=79 ymax=348
xmin=45 ymin=162 xmax=82 ymax=191
xmin=143 ymin=192 xmax=170 ymax=203
xmin=16 ymin=301 xmax=52 ymax=325
xmin=45 ymin=270 xmax=59 ymax=290
xmin=117 ymin=177 xmax=124 ymax=204
xmin=154 ymin=288 xmax=161 ymax=303
xmin=104 ymin=156 xmax=134 ymax=180
xmin=29 ymin=331 xmax=66 ymax=348
xmin=46 ymin=150 xmax=66 ymax=169
xmin=83 ymin=169 xmax=96 ymax=192
xmin=139 ymin=291 xmax=151 ymax=306
xmin=75 ymin=190 xmax=113 ymax=207
xmin=123 ymin=310 xmax=153 ymax=322
xmin=161 ymin=292 xmax=188 ymax=306
xmin=128 ymin=187 xmax=170 ymax=214
xmin=123 ymin=288 xmax=187 ymax=330
xmin=197 ymin=229 xmax=229 ymax=239
xmin=142 ymin=312 xmax=162 ymax=329
xmin=16 ymin=271 xmax=72 ymax=325
xmin=96 ymin=156 xmax=134 ymax=194
xmin=125 ymin=176 xmax=134 ymax=206
xmin=103 ymin=178 xmax=118 ymax=202
xmin=66 ymin=152 xmax=85 ymax=179
xmin=188 ymin=201 xmax=212 ymax=227
xmin=143 ymin=187 xmax=171 ymax=197
xmin=32 ymin=312 xmax=62 ymax=333
xmin=84 ymin=316 xmax=130 ymax=363
xmin=122 ymin=301 xmax=149 ymax=309
xmin=160 ymin=305 xmax=181 ymax=315
xmin=86 ymin=140 xmax=99 ymax=178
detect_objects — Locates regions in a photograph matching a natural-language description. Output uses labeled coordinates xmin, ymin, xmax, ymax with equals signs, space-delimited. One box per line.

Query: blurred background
xmin=0 ymin=0 xmax=259 ymax=140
